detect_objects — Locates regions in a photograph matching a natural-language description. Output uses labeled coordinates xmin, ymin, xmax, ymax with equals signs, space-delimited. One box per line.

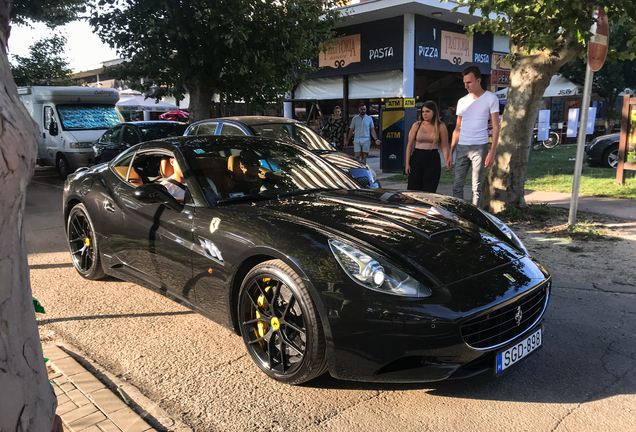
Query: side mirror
xmin=48 ymin=122 xmax=59 ymax=136
xmin=133 ymin=183 xmax=184 ymax=212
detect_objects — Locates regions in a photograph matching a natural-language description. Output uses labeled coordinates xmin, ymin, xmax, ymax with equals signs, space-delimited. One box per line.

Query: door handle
xmin=103 ymin=199 xmax=115 ymax=212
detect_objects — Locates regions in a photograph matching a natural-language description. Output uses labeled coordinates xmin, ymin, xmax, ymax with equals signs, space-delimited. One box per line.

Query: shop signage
xmin=415 ymin=15 xmax=492 ymax=74
xmin=305 ymin=16 xmax=404 ymax=79
xmin=319 ymin=34 xmax=361 ymax=69
xmin=387 ymin=98 xmax=403 ymax=108
xmin=440 ymin=31 xmax=473 ymax=65
xmin=404 ymin=98 xmax=415 ymax=108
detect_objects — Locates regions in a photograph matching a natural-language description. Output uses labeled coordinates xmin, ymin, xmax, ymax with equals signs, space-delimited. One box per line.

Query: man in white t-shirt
xmin=345 ymin=102 xmax=381 ymax=164
xmin=450 ymin=66 xmax=500 ymax=206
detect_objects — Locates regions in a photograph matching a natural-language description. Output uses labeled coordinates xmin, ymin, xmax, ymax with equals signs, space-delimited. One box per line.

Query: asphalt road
xmin=27 ymin=167 xmax=636 ymax=432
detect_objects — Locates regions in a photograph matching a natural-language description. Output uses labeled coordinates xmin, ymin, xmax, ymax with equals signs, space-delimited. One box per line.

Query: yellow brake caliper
xmin=256 ymin=278 xmax=274 ymax=339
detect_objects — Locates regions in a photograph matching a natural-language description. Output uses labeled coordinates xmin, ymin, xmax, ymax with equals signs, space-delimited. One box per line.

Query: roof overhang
xmin=336 ymin=0 xmax=494 ymax=28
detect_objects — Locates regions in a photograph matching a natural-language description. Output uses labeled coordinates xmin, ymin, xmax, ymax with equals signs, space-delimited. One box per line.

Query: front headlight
xmin=329 ymin=239 xmax=431 ymax=297
xmin=478 ymin=209 xmax=528 ymax=255
xmin=69 ymin=141 xmax=93 ymax=149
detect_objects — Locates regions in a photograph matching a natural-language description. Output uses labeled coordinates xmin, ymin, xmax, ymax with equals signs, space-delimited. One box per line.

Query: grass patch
xmin=384 ymin=145 xmax=636 ymax=199
xmin=524 ymin=145 xmax=636 ymax=199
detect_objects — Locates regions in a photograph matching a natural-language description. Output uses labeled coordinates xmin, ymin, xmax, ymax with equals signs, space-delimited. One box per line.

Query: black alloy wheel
xmin=66 ymin=204 xmax=105 ymax=280
xmin=238 ymin=260 xmax=327 ymax=384
xmin=57 ymin=155 xmax=71 ymax=179
xmin=604 ymin=145 xmax=619 ymax=169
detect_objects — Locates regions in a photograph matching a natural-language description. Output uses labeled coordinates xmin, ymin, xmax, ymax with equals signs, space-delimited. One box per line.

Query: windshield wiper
xmin=278 ymin=188 xmax=339 ymax=198
xmin=310 ymin=149 xmax=337 ymax=154
xmin=216 ymin=194 xmax=277 ymax=204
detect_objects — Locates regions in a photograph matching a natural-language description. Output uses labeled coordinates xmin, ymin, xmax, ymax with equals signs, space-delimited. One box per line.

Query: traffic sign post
xmin=569 ymin=8 xmax=608 ymax=227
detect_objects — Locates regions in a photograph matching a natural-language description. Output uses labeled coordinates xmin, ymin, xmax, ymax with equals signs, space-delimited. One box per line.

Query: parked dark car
xmin=585 ymin=133 xmax=619 ymax=168
xmin=93 ymin=121 xmax=188 ymax=164
xmin=184 ymin=116 xmax=380 ymax=188
xmin=64 ymin=135 xmax=550 ymax=385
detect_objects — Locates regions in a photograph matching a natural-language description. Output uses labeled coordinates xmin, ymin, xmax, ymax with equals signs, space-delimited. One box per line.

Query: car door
xmin=104 ymin=149 xmax=195 ymax=293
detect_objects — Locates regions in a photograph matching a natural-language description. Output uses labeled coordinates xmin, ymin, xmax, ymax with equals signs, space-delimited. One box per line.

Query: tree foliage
xmin=447 ymin=0 xmax=636 ymax=213
xmin=89 ymin=0 xmax=344 ymax=122
xmin=11 ymin=35 xmax=75 ymax=86
xmin=10 ymin=0 xmax=86 ymax=27
xmin=559 ymin=23 xmax=636 ymax=124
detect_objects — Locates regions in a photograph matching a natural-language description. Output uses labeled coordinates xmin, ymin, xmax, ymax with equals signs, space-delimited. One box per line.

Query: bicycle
xmin=532 ymin=129 xmax=561 ymax=149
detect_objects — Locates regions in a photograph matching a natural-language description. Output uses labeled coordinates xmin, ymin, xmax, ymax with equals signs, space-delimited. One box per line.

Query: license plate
xmin=496 ymin=328 xmax=542 ymax=374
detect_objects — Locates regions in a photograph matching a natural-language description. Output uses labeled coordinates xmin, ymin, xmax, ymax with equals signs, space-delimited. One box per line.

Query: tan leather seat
xmin=113 ymin=166 xmax=143 ymax=187
xmin=227 ymin=155 xmax=244 ymax=181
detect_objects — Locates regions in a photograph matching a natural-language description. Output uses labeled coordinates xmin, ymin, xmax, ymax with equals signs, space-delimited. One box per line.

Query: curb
xmin=45 ymin=344 xmax=193 ymax=432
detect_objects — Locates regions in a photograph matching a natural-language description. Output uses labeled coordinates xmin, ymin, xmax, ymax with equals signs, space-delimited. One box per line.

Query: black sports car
xmin=63 ymin=135 xmax=550 ymax=385
xmin=93 ymin=121 xmax=188 ymax=164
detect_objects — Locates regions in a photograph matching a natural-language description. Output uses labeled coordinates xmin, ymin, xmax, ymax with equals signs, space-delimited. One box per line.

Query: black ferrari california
xmin=63 ymin=135 xmax=550 ymax=385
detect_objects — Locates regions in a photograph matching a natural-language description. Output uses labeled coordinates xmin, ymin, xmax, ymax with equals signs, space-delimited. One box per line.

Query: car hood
xmin=258 ymin=189 xmax=544 ymax=287
xmin=318 ymin=151 xmax=369 ymax=170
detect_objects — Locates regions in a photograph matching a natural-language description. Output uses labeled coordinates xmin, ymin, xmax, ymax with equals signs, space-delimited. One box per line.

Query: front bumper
xmin=320 ymin=274 xmax=550 ymax=383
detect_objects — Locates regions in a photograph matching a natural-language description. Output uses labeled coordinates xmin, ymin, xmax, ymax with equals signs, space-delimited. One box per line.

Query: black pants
xmin=408 ymin=149 xmax=441 ymax=193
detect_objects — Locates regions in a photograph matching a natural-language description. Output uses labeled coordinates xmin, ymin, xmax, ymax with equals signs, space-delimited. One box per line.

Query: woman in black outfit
xmin=322 ymin=106 xmax=348 ymax=150
xmin=405 ymin=101 xmax=451 ymax=193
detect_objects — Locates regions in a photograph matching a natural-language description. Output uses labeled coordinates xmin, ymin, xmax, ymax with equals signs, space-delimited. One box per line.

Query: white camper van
xmin=18 ymin=86 xmax=122 ymax=178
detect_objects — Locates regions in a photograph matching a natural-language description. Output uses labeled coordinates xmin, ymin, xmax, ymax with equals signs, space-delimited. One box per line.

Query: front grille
xmin=354 ymin=175 xmax=370 ymax=187
xmin=461 ymin=282 xmax=549 ymax=349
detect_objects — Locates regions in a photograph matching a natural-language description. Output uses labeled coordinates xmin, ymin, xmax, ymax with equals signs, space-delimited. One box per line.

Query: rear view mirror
xmin=133 ymin=183 xmax=184 ymax=212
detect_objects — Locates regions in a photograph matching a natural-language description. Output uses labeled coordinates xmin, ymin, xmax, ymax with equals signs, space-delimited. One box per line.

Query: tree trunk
xmin=482 ymin=40 xmax=581 ymax=214
xmin=187 ymin=83 xmax=215 ymax=123
xmin=0 ymin=5 xmax=58 ymax=430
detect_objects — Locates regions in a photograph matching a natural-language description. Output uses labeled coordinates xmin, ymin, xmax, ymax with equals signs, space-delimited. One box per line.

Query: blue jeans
xmin=452 ymin=143 xmax=489 ymax=206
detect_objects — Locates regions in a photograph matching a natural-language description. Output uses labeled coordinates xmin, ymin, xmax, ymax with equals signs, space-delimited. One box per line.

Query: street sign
xmin=588 ymin=8 xmax=608 ymax=72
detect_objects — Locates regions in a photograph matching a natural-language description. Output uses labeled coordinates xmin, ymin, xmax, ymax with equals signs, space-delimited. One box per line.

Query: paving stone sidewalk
xmin=45 ymin=345 xmax=157 ymax=432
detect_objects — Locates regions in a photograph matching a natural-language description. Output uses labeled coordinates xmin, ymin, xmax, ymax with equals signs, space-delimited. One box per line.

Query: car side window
xmin=100 ymin=126 xmax=122 ymax=144
xmin=220 ymin=123 xmax=246 ymax=136
xmin=111 ymin=152 xmax=139 ymax=185
xmin=194 ymin=123 xmax=219 ymax=136
xmin=122 ymin=126 xmax=141 ymax=145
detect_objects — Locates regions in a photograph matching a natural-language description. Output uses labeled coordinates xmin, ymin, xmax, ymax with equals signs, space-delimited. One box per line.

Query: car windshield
xmin=248 ymin=122 xmax=335 ymax=152
xmin=183 ymin=140 xmax=357 ymax=206
xmin=57 ymin=104 xmax=121 ymax=131
xmin=139 ymin=123 xmax=188 ymax=141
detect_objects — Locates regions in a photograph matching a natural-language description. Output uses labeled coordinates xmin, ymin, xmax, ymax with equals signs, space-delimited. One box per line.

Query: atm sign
xmin=404 ymin=98 xmax=415 ymax=108
xmin=386 ymin=99 xmax=403 ymax=108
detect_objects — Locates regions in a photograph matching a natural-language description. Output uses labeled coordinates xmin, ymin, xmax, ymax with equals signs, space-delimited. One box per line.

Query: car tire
xmin=238 ymin=259 xmax=328 ymax=385
xmin=603 ymin=145 xmax=619 ymax=169
xmin=57 ymin=155 xmax=71 ymax=179
xmin=66 ymin=204 xmax=106 ymax=280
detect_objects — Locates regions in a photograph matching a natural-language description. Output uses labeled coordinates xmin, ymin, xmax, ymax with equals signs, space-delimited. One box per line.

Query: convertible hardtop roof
xmin=127 ymin=120 xmax=188 ymax=126
xmin=141 ymin=134 xmax=305 ymax=151
xmin=215 ymin=116 xmax=298 ymax=126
